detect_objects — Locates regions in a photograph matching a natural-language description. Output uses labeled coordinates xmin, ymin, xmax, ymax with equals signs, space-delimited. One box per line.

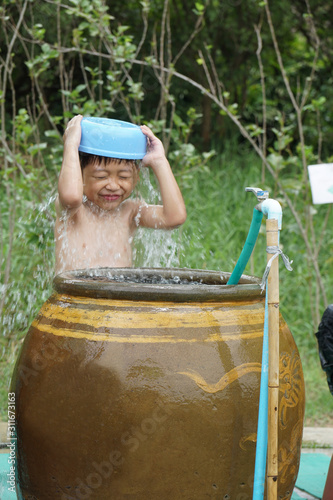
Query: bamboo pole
xmin=266 ymin=218 xmax=279 ymax=500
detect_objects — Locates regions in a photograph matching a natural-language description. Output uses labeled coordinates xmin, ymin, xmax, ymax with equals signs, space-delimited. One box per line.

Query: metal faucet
xmin=245 ymin=187 xmax=269 ymax=202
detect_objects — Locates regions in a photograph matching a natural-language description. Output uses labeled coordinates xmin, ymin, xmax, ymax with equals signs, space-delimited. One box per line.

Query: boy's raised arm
xmin=56 ymin=115 xmax=84 ymax=216
xmin=137 ymin=125 xmax=187 ymax=230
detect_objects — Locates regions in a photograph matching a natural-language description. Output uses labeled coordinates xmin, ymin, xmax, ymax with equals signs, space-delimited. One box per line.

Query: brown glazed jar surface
xmin=12 ymin=268 xmax=305 ymax=500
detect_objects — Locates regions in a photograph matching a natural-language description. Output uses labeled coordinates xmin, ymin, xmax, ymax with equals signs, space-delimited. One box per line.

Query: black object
xmin=315 ymin=304 xmax=333 ymax=395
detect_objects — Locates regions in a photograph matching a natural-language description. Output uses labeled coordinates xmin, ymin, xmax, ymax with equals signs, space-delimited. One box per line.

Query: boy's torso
xmin=55 ymin=199 xmax=138 ymax=274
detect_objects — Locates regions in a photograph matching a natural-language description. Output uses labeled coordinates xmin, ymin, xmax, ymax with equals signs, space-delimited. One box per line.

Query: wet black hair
xmin=79 ymin=152 xmax=139 ymax=170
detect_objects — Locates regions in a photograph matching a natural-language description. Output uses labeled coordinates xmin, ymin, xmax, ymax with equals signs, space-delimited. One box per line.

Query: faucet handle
xmin=245 ymin=187 xmax=269 ymax=202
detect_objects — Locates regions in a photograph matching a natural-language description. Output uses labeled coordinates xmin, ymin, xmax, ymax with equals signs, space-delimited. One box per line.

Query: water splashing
xmin=133 ymin=167 xmax=181 ymax=268
xmin=0 ymin=191 xmax=56 ymax=408
xmin=1 ymin=167 xmax=182 ymax=344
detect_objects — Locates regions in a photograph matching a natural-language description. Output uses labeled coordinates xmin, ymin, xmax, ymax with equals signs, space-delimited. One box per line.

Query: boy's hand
xmin=140 ymin=125 xmax=166 ymax=168
xmin=63 ymin=115 xmax=83 ymax=149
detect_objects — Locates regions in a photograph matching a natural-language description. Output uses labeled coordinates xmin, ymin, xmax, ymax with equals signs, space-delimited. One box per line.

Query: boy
xmin=55 ymin=115 xmax=186 ymax=274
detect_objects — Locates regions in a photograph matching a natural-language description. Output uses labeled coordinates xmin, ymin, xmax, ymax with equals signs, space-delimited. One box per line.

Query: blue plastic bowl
xmin=79 ymin=117 xmax=147 ymax=160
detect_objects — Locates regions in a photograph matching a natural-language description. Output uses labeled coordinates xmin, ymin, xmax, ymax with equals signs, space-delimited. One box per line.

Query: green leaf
xmin=28 ymin=143 xmax=47 ymax=156
xmin=267 ymin=152 xmax=285 ymax=172
xmin=44 ymin=130 xmax=60 ymax=139
xmin=195 ymin=2 xmax=205 ymax=11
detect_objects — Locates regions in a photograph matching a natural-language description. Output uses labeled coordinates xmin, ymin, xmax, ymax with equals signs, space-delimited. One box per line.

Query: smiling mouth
xmin=101 ymin=194 xmax=120 ymax=201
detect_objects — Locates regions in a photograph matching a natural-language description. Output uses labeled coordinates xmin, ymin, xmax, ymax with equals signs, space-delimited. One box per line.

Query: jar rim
xmin=53 ymin=267 xmax=263 ymax=302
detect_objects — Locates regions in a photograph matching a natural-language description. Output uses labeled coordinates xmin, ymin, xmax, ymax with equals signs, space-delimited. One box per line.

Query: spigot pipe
xmin=257 ymin=199 xmax=282 ymax=230
xmin=253 ymin=199 xmax=282 ymax=500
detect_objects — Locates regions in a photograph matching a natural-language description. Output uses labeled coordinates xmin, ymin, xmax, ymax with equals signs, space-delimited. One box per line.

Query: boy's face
xmin=82 ymin=158 xmax=138 ymax=211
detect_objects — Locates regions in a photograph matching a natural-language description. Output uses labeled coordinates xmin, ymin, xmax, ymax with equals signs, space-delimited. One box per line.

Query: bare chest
xmin=55 ymin=207 xmax=135 ymax=273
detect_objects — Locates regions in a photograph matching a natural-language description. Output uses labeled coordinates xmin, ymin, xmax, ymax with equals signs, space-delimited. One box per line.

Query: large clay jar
xmin=12 ymin=268 xmax=305 ymax=500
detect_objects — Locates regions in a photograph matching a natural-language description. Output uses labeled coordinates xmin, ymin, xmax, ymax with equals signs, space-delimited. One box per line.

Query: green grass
xmin=302 ymin=441 xmax=332 ymax=449
xmin=1 ymin=146 xmax=332 ymax=425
